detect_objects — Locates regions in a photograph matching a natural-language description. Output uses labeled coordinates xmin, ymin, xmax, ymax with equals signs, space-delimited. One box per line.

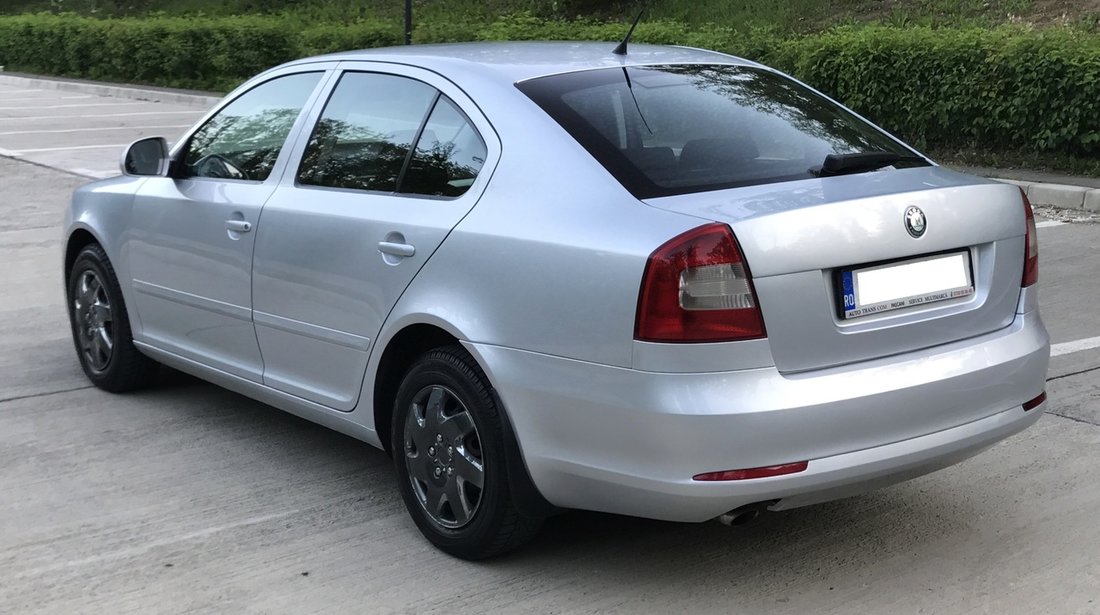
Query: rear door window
xmin=297 ymin=72 xmax=438 ymax=192
xmin=518 ymin=65 xmax=926 ymax=198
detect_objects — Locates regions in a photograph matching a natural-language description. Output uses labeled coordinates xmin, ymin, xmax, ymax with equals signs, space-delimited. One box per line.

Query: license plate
xmin=838 ymin=251 xmax=974 ymax=319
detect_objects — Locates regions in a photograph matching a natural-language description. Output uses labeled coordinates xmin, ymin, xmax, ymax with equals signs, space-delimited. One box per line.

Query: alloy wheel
xmin=403 ymin=385 xmax=485 ymax=529
xmin=73 ymin=269 xmax=114 ymax=372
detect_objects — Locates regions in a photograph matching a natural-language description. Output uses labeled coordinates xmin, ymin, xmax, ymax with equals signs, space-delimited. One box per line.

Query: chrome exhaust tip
xmin=716 ymin=501 xmax=775 ymax=527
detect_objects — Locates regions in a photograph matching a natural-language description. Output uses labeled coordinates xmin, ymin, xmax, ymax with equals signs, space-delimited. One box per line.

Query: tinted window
xmin=401 ymin=96 xmax=487 ymax=198
xmin=297 ymin=72 xmax=437 ymax=192
xmin=182 ymin=72 xmax=321 ymax=181
xmin=518 ymin=65 xmax=926 ymax=198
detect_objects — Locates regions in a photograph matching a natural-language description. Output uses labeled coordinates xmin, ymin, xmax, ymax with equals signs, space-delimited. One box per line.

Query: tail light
xmin=1021 ymin=189 xmax=1038 ymax=287
xmin=635 ymin=223 xmax=765 ymax=342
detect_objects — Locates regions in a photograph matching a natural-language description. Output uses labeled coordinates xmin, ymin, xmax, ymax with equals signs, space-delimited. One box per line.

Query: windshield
xmin=517 ymin=64 xmax=926 ymax=198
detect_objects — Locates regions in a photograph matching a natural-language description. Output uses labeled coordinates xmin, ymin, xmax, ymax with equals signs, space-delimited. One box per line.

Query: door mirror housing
xmin=121 ymin=137 xmax=170 ymax=177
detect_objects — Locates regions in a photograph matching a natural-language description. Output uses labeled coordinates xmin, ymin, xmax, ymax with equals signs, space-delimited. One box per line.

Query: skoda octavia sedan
xmin=64 ymin=42 xmax=1049 ymax=559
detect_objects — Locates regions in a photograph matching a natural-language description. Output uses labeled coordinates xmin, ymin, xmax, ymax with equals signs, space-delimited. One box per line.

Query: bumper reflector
xmin=1023 ymin=391 xmax=1047 ymax=412
xmin=693 ymin=461 xmax=809 ymax=482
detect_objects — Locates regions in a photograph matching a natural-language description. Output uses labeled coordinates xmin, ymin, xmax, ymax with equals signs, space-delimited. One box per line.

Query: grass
xmin=5 ymin=0 xmax=1100 ymax=33
xmin=641 ymin=0 xmax=1065 ymax=31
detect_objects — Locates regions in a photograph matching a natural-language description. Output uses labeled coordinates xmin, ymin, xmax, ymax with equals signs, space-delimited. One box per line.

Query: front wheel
xmin=66 ymin=243 xmax=159 ymax=392
xmin=392 ymin=345 xmax=542 ymax=559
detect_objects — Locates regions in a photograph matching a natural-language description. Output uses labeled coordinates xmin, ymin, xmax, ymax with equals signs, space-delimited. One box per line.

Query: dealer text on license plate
xmin=839 ymin=251 xmax=974 ymax=319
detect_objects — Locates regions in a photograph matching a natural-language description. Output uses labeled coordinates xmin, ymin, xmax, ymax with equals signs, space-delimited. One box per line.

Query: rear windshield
xmin=517 ymin=64 xmax=924 ymax=199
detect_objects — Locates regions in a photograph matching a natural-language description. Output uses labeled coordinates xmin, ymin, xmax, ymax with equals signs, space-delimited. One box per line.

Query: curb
xmin=0 ymin=73 xmax=220 ymax=108
xmin=994 ymin=178 xmax=1100 ymax=213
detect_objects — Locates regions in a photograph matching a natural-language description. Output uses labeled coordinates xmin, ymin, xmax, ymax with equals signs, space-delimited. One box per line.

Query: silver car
xmin=63 ymin=42 xmax=1050 ymax=559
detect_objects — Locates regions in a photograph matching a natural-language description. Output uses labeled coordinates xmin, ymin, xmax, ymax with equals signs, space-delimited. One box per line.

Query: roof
xmin=287 ymin=41 xmax=756 ymax=83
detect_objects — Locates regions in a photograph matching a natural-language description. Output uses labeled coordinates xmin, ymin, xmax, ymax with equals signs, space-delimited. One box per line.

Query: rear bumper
xmin=467 ymin=310 xmax=1049 ymax=522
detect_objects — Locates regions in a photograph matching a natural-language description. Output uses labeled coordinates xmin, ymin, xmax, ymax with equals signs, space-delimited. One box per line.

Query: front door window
xmin=181 ymin=72 xmax=323 ymax=181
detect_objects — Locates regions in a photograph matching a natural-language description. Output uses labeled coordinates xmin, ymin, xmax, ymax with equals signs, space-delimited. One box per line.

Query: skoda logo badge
xmin=904 ymin=206 xmax=926 ymax=238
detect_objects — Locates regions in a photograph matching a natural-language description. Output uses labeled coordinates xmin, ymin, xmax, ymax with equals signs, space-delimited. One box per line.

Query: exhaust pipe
xmin=716 ymin=501 xmax=775 ymax=527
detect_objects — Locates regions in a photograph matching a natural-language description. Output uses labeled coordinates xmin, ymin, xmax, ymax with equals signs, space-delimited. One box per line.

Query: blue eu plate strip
xmin=841 ymin=270 xmax=856 ymax=313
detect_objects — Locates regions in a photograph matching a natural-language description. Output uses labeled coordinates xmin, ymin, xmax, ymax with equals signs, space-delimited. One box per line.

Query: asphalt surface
xmin=3 ymin=81 xmax=1100 ymax=614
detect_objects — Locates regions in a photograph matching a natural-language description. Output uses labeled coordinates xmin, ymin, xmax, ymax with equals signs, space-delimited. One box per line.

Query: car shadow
xmin=121 ymin=368 xmax=992 ymax=595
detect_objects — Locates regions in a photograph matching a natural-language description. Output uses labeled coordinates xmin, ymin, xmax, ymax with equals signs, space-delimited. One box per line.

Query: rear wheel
xmin=66 ymin=244 xmax=158 ymax=392
xmin=392 ymin=345 xmax=542 ymax=559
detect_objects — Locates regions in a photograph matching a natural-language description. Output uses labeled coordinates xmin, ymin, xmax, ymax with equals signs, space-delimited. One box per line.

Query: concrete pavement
xmin=2 ymin=80 xmax=1100 ymax=614
xmin=0 ymin=77 xmax=207 ymax=179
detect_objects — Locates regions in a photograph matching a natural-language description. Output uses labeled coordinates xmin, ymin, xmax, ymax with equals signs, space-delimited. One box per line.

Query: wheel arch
xmin=369 ymin=319 xmax=558 ymax=520
xmin=64 ymin=226 xmax=103 ymax=280
xmin=372 ymin=322 xmax=461 ymax=456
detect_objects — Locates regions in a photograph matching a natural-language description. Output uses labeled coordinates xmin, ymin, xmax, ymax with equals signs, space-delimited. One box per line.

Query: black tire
xmin=66 ymin=243 xmax=159 ymax=392
xmin=392 ymin=345 xmax=543 ymax=559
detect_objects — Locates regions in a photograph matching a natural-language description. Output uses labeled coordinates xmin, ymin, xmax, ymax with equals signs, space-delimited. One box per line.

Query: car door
xmin=127 ymin=67 xmax=332 ymax=381
xmin=251 ymin=65 xmax=499 ymax=410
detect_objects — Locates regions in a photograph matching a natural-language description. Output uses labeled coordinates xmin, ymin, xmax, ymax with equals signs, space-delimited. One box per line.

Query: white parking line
xmin=18 ymin=143 xmax=127 ymax=153
xmin=0 ymin=110 xmax=200 ymax=121
xmin=0 ymin=147 xmax=22 ymax=157
xmin=0 ymin=95 xmax=94 ymax=101
xmin=1051 ymin=336 xmax=1100 ymax=358
xmin=1036 ymin=220 xmax=1067 ymax=229
xmin=73 ymin=168 xmax=118 ymax=179
xmin=0 ymin=125 xmax=190 ymax=136
xmin=0 ymin=101 xmax=167 ymax=110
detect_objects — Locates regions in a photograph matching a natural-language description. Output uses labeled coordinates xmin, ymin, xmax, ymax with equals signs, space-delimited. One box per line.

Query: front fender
xmin=64 ymin=176 xmax=145 ymax=334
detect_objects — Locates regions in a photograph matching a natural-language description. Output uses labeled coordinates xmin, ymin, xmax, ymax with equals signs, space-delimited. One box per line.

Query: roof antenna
xmin=612 ymin=10 xmax=645 ymax=56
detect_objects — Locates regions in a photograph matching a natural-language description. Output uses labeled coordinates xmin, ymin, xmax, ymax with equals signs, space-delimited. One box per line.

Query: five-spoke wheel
xmin=72 ymin=269 xmax=114 ymax=373
xmin=67 ymin=243 xmax=159 ymax=392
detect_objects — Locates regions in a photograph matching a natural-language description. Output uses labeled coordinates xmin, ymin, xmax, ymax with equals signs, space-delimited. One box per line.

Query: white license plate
xmin=839 ymin=251 xmax=974 ymax=319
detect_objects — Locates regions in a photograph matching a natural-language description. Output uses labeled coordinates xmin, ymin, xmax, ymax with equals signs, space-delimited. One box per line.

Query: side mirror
xmin=121 ymin=137 xmax=169 ymax=177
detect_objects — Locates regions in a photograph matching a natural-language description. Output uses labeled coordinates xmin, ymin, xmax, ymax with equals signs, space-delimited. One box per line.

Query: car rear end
xmin=473 ymin=57 xmax=1050 ymax=522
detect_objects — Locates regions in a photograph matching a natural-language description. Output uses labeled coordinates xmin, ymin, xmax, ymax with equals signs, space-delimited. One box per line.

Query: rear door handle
xmin=226 ymin=220 xmax=252 ymax=233
xmin=378 ymin=241 xmax=416 ymax=258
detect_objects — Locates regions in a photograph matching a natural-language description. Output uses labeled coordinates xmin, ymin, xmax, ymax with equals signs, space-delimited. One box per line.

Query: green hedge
xmin=1 ymin=13 xmax=1097 ymax=154
xmin=0 ymin=14 xmax=304 ymax=91
xmin=774 ymin=26 xmax=1100 ymax=154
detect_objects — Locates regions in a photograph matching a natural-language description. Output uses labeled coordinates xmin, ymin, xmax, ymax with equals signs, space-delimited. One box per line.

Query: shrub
xmin=773 ymin=26 xmax=1100 ymax=155
xmin=299 ymin=20 xmax=401 ymax=56
xmin=0 ymin=13 xmax=300 ymax=90
xmin=0 ymin=14 xmax=1096 ymax=154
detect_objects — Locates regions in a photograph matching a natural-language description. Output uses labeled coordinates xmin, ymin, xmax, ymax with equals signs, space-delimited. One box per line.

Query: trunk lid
xmin=643 ymin=167 xmax=1026 ymax=373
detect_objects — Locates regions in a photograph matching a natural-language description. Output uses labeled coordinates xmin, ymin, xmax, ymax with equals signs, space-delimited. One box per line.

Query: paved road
xmin=0 ymin=80 xmax=207 ymax=178
xmin=2 ymin=82 xmax=1100 ymax=614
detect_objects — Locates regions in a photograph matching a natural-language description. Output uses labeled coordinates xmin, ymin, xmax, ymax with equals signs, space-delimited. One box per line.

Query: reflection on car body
xmin=63 ymin=41 xmax=1049 ymax=559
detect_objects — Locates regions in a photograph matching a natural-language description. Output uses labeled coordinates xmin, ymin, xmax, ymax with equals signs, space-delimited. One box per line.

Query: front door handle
xmin=226 ymin=219 xmax=252 ymax=233
xmin=378 ymin=241 xmax=416 ymax=258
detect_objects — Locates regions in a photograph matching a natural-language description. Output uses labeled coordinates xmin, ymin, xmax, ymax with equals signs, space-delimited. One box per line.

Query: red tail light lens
xmin=1021 ymin=189 xmax=1038 ymax=287
xmin=635 ymin=223 xmax=766 ymax=342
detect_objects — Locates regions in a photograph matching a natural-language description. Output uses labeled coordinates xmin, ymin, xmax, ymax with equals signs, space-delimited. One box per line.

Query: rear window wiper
xmin=812 ymin=152 xmax=930 ymax=177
